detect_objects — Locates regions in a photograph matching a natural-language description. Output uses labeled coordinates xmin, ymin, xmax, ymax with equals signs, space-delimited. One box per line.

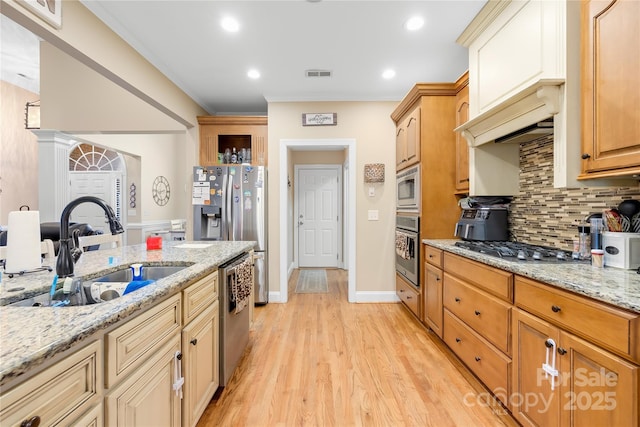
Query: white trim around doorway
xmin=279 ymin=139 xmax=356 ymax=304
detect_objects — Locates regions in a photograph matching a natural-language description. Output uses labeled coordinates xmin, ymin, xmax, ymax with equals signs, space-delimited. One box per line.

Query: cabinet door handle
xmin=406 ymin=295 xmax=412 ymax=300
xmin=557 ymin=347 xmax=567 ymax=355
xmin=176 ymin=352 xmax=182 ymax=361
xmin=190 ymin=338 xmax=198 ymax=346
xmin=475 ymin=356 xmax=481 ymax=362
xmin=581 ymin=153 xmax=591 ymax=159
xmin=20 ymin=416 xmax=41 ymax=427
xmin=455 ymin=297 xmax=461 ymax=303
xmin=455 ymin=337 xmax=461 ymax=343
xmin=474 ymin=310 xmax=481 ymax=316
xmin=435 ymin=276 xmax=440 ymax=282
xmin=551 ymin=305 xmax=561 ymax=313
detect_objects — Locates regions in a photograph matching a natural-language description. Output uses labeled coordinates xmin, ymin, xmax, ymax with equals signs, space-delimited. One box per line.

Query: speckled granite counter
xmin=0 ymin=240 xmax=255 ymax=388
xmin=423 ymin=239 xmax=640 ymax=314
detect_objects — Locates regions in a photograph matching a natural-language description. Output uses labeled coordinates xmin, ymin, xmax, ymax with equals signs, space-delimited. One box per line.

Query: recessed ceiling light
xmin=221 ymin=16 xmax=240 ymax=32
xmin=404 ymin=16 xmax=424 ymax=31
xmin=247 ymin=69 xmax=261 ymax=79
xmin=382 ymin=69 xmax=396 ymax=79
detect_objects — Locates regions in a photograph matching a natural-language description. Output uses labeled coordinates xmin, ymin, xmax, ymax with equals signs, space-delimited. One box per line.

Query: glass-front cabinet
xmin=198 ymin=116 xmax=268 ymax=166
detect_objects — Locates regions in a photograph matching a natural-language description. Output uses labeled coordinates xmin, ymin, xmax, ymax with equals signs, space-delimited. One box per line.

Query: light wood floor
xmin=197 ymin=269 xmax=516 ymax=426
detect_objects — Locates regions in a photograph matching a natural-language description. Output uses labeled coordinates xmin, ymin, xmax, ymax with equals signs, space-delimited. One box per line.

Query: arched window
xmin=69 ymin=143 xmax=123 ymax=171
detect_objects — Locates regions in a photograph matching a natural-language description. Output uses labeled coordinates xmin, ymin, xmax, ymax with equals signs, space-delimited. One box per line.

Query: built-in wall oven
xmin=395 ymin=214 xmax=420 ymax=287
xmin=396 ymin=165 xmax=420 ymax=212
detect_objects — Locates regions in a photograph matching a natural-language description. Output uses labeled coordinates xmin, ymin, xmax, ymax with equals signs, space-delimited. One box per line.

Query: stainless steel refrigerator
xmin=192 ymin=165 xmax=268 ymax=304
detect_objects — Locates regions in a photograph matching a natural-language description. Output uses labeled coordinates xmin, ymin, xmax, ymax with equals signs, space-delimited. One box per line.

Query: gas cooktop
xmin=454 ymin=241 xmax=588 ymax=263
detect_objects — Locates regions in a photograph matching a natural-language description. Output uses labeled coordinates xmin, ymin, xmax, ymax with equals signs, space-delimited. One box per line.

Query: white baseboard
xmin=354 ymin=291 xmax=400 ymax=303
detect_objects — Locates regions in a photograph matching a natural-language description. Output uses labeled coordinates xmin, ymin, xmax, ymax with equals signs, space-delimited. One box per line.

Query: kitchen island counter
xmin=424 ymin=239 xmax=640 ymax=314
xmin=0 ymin=240 xmax=255 ymax=388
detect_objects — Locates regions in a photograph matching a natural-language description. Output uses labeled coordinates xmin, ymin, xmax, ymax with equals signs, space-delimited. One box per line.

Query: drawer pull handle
xmin=557 ymin=347 xmax=567 ymax=356
xmin=436 ymin=276 xmax=440 ymax=281
xmin=474 ymin=310 xmax=481 ymax=316
xmin=551 ymin=305 xmax=561 ymax=313
xmin=406 ymin=295 xmax=412 ymax=299
xmin=455 ymin=337 xmax=461 ymax=343
xmin=20 ymin=417 xmax=40 ymax=427
xmin=190 ymin=338 xmax=198 ymax=346
xmin=455 ymin=297 xmax=461 ymax=303
xmin=429 ymin=254 xmax=434 ymax=258
xmin=475 ymin=356 xmax=481 ymax=362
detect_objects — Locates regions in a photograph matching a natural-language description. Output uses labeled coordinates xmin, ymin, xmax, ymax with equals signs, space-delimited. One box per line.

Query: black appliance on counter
xmin=454 ymin=207 xmax=509 ymax=241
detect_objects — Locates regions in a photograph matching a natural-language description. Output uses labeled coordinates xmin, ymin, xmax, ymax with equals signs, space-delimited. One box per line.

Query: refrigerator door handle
xmin=224 ymin=172 xmax=231 ymax=241
xmin=227 ymin=171 xmax=234 ymax=241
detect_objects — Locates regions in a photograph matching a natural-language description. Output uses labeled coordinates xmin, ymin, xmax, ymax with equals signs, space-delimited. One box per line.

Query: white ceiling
xmin=2 ymin=1 xmax=487 ymax=115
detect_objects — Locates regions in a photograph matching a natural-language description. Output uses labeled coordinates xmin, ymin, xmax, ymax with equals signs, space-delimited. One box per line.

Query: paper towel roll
xmin=5 ymin=211 xmax=42 ymax=273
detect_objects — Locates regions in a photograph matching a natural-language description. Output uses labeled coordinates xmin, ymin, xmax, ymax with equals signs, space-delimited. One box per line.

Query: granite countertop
xmin=0 ymin=240 xmax=255 ymax=388
xmin=423 ymin=239 xmax=640 ymax=314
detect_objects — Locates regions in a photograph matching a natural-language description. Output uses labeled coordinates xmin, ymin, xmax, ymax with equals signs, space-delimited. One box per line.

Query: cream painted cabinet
xmin=105 ymin=334 xmax=182 ymax=427
xmin=0 ymin=341 xmax=102 ymax=427
xmin=580 ymin=0 xmax=640 ymax=178
xmin=182 ymin=271 xmax=219 ymax=427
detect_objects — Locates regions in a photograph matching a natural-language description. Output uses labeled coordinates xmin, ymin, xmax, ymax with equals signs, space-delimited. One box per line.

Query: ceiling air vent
xmin=305 ymin=69 xmax=332 ymax=78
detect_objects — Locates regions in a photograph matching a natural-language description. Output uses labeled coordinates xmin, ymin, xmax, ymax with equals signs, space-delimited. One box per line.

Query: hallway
xmin=197 ymin=269 xmax=513 ymax=426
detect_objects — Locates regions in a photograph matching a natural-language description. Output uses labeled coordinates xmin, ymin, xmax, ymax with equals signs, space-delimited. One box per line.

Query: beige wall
xmin=0 ymin=81 xmax=40 ymax=224
xmin=268 ymin=101 xmax=397 ymax=297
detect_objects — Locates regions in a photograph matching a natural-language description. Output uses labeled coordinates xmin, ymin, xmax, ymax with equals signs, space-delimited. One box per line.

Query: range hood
xmin=494 ymin=118 xmax=554 ymax=144
xmin=455 ymin=80 xmax=563 ymax=148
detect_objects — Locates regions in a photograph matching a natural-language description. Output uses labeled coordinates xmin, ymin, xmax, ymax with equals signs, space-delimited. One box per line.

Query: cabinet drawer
xmin=444 ymin=310 xmax=511 ymax=401
xmin=396 ymin=274 xmax=420 ymax=318
xmin=444 ymin=253 xmax=513 ymax=302
xmin=444 ymin=273 xmax=511 ymax=355
xmin=106 ymin=294 xmax=181 ymax=388
xmin=515 ymin=276 xmax=640 ymax=362
xmin=183 ymin=272 xmax=218 ymax=325
xmin=0 ymin=341 xmax=102 ymax=427
xmin=424 ymin=245 xmax=443 ymax=268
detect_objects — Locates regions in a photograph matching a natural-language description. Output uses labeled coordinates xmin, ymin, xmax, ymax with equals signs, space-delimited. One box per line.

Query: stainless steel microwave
xmin=396 ymin=165 xmax=420 ymax=212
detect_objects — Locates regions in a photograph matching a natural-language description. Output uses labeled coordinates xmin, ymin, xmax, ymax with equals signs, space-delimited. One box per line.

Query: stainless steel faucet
xmin=56 ymin=196 xmax=124 ymax=278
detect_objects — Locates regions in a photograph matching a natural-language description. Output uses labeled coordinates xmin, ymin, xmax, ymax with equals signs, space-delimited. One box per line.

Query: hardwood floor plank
xmin=197 ymin=269 xmax=514 ymax=426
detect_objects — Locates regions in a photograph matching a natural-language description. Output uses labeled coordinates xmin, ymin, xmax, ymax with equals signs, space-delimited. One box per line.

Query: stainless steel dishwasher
xmin=219 ymin=252 xmax=251 ymax=386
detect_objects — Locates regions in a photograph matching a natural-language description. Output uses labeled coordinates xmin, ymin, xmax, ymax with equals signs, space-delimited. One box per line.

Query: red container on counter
xmin=146 ymin=235 xmax=163 ymax=250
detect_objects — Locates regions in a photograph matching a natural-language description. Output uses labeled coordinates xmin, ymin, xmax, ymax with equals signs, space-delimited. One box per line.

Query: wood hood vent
xmin=455 ymin=79 xmax=564 ymax=148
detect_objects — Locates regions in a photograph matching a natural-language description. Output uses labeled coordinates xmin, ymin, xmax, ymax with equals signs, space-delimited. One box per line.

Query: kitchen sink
xmin=9 ymin=264 xmax=191 ymax=307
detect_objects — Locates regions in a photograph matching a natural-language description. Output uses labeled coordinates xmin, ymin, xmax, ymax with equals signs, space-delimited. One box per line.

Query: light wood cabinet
xmin=513 ymin=308 xmax=639 ymax=427
xmin=198 ymin=116 xmax=267 ymax=166
xmin=455 ymin=72 xmax=470 ymax=193
xmin=423 ymin=245 xmax=444 ymax=338
xmin=396 ymin=273 xmax=420 ymax=319
xmin=395 ymin=106 xmax=421 ymax=171
xmin=0 ymin=341 xmax=102 ymax=427
xmin=579 ymin=0 xmax=640 ymax=178
xmin=105 ymin=334 xmax=182 ymax=427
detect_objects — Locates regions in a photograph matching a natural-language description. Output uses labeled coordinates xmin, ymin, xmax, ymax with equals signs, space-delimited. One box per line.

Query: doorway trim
xmin=279 ymin=139 xmax=356 ymax=303
xmin=294 ymin=164 xmax=343 ymax=269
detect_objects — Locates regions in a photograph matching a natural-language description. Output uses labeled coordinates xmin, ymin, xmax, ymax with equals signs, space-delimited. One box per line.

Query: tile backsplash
xmin=509 ymin=136 xmax=640 ymax=250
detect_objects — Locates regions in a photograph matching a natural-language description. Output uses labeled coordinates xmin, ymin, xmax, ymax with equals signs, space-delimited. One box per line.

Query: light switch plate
xmin=368 ymin=210 xmax=379 ymax=221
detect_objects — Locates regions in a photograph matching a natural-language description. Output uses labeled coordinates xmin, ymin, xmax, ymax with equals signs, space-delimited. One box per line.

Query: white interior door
xmin=296 ymin=166 xmax=340 ymax=268
xmin=69 ymin=172 xmax=122 ymax=233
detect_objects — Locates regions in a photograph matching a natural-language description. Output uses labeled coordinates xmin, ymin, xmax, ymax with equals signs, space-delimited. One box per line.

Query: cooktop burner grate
xmin=454 ymin=241 xmax=586 ymax=263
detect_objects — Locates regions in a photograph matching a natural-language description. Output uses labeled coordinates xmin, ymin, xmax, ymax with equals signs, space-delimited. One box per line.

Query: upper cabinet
xmin=455 ymin=72 xmax=470 ymax=193
xmin=395 ymin=106 xmax=421 ymax=171
xmin=579 ymin=0 xmax=640 ymax=179
xmin=198 ymin=116 xmax=268 ymax=166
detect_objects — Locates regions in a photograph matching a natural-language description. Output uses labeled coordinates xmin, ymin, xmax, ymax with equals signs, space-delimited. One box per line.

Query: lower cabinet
xmin=105 ymin=334 xmax=182 ymax=427
xmin=513 ymin=308 xmax=639 ymax=427
xmin=0 ymin=341 xmax=102 ymax=427
xmin=396 ymin=273 xmax=420 ymax=319
xmin=182 ymin=302 xmax=220 ymax=427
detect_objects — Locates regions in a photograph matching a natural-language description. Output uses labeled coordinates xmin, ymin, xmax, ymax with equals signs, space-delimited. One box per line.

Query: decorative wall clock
xmin=152 ymin=176 xmax=170 ymax=206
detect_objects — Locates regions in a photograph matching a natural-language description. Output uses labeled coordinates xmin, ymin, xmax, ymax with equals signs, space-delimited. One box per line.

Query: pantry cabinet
xmin=454 ymin=72 xmax=470 ymax=193
xmin=198 ymin=116 xmax=268 ymax=166
xmin=579 ymin=0 xmax=640 ymax=178
xmin=513 ymin=309 xmax=639 ymax=427
xmin=395 ymin=106 xmax=420 ymax=171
